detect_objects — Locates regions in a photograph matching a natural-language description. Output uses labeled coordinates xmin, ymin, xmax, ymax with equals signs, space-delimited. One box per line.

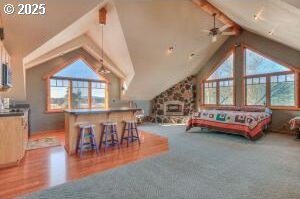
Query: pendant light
xmin=98 ymin=7 xmax=110 ymax=74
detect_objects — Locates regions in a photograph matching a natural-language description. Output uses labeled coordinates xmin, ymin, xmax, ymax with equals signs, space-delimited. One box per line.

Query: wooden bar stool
xmin=121 ymin=120 xmax=141 ymax=147
xmin=100 ymin=122 xmax=120 ymax=152
xmin=77 ymin=123 xmax=99 ymax=158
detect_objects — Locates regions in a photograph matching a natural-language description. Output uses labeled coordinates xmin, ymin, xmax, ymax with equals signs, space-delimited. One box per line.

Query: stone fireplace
xmin=164 ymin=101 xmax=184 ymax=116
xmin=151 ymin=76 xmax=196 ymax=124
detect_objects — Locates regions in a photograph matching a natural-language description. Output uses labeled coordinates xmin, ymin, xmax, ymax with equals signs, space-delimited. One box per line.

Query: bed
xmin=186 ymin=108 xmax=272 ymax=140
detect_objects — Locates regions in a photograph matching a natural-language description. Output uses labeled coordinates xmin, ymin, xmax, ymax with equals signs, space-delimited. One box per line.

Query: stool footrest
xmin=100 ymin=123 xmax=120 ymax=152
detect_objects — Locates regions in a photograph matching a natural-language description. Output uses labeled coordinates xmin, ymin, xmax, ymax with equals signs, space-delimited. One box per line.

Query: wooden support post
xmin=99 ymin=7 xmax=107 ymax=25
xmin=192 ymin=0 xmax=241 ymax=35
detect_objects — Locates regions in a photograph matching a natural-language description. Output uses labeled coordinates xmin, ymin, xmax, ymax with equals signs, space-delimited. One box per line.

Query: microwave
xmin=2 ymin=63 xmax=12 ymax=88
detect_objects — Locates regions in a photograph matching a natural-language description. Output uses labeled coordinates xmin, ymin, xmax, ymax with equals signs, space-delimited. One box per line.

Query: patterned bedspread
xmin=186 ymin=110 xmax=272 ymax=140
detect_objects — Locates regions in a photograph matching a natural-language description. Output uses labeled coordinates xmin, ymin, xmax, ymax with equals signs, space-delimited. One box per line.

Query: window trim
xmin=242 ymin=43 xmax=298 ymax=109
xmin=201 ymin=48 xmax=236 ymax=107
xmin=44 ymin=55 xmax=109 ymax=113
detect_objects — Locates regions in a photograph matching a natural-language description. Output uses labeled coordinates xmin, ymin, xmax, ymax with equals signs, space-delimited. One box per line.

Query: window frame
xmin=242 ymin=44 xmax=298 ymax=109
xmin=44 ymin=56 xmax=109 ymax=113
xmin=202 ymin=48 xmax=236 ymax=107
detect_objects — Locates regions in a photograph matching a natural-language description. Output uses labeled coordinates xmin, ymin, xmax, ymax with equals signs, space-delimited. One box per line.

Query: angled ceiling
xmin=208 ymin=0 xmax=300 ymax=51
xmin=114 ymin=0 xmax=228 ymax=100
xmin=23 ymin=0 xmax=134 ymax=87
xmin=2 ymin=0 xmax=229 ymax=101
xmin=0 ymin=0 xmax=102 ymax=56
xmin=7 ymin=0 xmax=299 ymax=101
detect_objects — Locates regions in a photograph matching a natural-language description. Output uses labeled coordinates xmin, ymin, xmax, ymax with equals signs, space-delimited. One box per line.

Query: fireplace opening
xmin=164 ymin=101 xmax=184 ymax=116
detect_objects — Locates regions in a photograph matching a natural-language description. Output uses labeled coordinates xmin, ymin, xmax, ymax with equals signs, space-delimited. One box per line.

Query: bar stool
xmin=77 ymin=123 xmax=99 ymax=158
xmin=100 ymin=122 xmax=120 ymax=152
xmin=121 ymin=120 xmax=141 ymax=147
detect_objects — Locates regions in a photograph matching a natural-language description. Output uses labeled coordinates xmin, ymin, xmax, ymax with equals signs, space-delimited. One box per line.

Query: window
xmin=245 ymin=49 xmax=290 ymax=76
xmin=203 ymin=50 xmax=234 ymax=106
xmin=204 ymin=82 xmax=216 ymax=104
xmin=245 ymin=77 xmax=266 ymax=106
xmin=219 ymin=80 xmax=234 ymax=105
xmin=49 ymin=79 xmax=69 ymax=110
xmin=71 ymin=80 xmax=89 ymax=109
xmin=244 ymin=47 xmax=295 ymax=107
xmin=270 ymin=74 xmax=295 ymax=106
xmin=91 ymin=82 xmax=106 ymax=108
xmin=47 ymin=58 xmax=107 ymax=112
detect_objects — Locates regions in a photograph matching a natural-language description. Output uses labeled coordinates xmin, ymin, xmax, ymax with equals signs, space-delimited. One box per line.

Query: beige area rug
xmin=27 ymin=137 xmax=61 ymax=150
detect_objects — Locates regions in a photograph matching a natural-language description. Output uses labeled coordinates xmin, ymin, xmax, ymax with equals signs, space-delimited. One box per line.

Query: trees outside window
xmin=244 ymin=47 xmax=295 ymax=107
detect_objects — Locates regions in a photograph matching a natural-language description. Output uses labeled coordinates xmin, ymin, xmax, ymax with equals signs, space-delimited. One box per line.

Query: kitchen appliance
xmin=2 ymin=63 xmax=12 ymax=88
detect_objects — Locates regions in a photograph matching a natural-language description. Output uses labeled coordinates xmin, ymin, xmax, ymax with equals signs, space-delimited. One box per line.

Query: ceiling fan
xmin=202 ymin=13 xmax=235 ymax=43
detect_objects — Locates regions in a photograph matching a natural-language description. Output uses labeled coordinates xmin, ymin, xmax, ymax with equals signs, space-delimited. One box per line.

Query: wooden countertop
xmin=64 ymin=107 xmax=142 ymax=115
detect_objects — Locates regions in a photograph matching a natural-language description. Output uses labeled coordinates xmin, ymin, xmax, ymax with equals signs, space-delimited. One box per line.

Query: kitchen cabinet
xmin=0 ymin=110 xmax=29 ymax=168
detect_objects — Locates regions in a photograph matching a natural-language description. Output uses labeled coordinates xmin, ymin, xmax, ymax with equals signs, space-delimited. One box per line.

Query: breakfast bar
xmin=64 ymin=107 xmax=141 ymax=154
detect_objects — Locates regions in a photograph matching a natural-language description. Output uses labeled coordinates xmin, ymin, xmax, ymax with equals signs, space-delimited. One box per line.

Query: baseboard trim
xmin=270 ymin=129 xmax=295 ymax=135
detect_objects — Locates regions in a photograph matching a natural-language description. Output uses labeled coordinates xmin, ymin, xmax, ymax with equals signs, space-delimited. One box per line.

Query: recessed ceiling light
xmin=167 ymin=46 xmax=174 ymax=54
xmin=189 ymin=53 xmax=195 ymax=60
xmin=268 ymin=29 xmax=274 ymax=36
xmin=253 ymin=8 xmax=264 ymax=21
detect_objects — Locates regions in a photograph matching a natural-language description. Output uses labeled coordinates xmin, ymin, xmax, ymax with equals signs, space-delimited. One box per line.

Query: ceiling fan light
xmin=212 ymin=35 xmax=217 ymax=42
xmin=99 ymin=65 xmax=111 ymax=74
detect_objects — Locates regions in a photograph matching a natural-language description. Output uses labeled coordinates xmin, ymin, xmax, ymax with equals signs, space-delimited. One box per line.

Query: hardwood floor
xmin=0 ymin=130 xmax=168 ymax=199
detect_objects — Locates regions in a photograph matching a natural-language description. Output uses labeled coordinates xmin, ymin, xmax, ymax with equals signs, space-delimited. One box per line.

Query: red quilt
xmin=186 ymin=110 xmax=272 ymax=140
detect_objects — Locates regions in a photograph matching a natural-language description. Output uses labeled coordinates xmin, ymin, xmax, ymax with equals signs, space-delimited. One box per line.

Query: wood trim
xmin=88 ymin=81 xmax=92 ymax=108
xmin=68 ymin=80 xmax=72 ymax=109
xmin=296 ymin=72 xmax=300 ymax=107
xmin=46 ymin=79 xmax=49 ymax=112
xmin=192 ymin=0 xmax=241 ymax=35
xmin=243 ymin=71 xmax=294 ymax=79
xmin=266 ymin=76 xmax=270 ymax=107
xmin=99 ymin=7 xmax=107 ymax=25
xmin=105 ymin=83 xmax=109 ymax=108
xmin=31 ymin=129 xmax=65 ymax=135
xmin=52 ymin=76 xmax=107 ymax=83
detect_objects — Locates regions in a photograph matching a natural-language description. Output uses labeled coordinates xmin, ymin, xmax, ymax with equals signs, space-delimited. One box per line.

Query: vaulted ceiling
xmin=209 ymin=0 xmax=300 ymax=51
xmin=1 ymin=0 xmax=299 ymax=101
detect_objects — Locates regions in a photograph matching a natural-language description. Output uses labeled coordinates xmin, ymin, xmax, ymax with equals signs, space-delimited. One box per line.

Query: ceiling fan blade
xmin=201 ymin=29 xmax=211 ymax=33
xmin=221 ymin=31 xmax=235 ymax=36
xmin=219 ymin=24 xmax=231 ymax=32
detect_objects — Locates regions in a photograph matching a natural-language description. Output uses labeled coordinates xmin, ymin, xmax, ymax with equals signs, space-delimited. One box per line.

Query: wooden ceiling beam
xmin=192 ymin=0 xmax=241 ymax=35
xmin=99 ymin=7 xmax=107 ymax=25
